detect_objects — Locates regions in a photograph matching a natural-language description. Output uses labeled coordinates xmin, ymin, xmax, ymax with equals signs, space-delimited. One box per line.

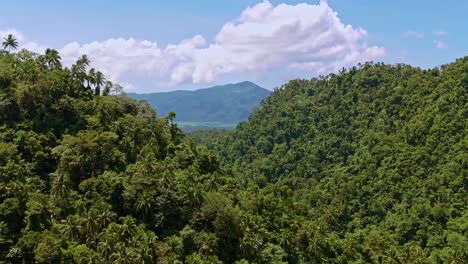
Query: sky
xmin=0 ymin=0 xmax=466 ymax=93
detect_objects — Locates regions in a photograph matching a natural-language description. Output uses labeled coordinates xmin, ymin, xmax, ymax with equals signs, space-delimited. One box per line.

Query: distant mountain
xmin=128 ymin=81 xmax=271 ymax=129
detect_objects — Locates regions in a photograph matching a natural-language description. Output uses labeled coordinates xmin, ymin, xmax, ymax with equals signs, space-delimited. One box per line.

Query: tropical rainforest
xmin=0 ymin=34 xmax=467 ymax=263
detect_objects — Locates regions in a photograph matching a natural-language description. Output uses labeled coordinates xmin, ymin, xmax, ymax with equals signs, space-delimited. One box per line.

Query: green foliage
xmin=0 ymin=47 xmax=223 ymax=263
xmin=34 ymin=232 xmax=64 ymax=263
xmin=203 ymin=58 xmax=468 ymax=262
xmin=0 ymin=44 xmax=466 ymax=263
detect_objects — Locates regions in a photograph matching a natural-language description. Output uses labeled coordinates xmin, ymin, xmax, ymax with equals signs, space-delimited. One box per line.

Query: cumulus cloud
xmin=59 ymin=35 xmax=206 ymax=82
xmin=1 ymin=1 xmax=384 ymax=87
xmin=170 ymin=0 xmax=384 ymax=83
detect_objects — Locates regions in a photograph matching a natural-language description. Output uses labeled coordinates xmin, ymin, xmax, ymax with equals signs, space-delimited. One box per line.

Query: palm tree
xmin=50 ymin=172 xmax=70 ymax=207
xmin=97 ymin=227 xmax=119 ymax=259
xmin=77 ymin=54 xmax=90 ymax=69
xmin=145 ymin=234 xmax=161 ymax=262
xmin=44 ymin=48 xmax=62 ymax=69
xmin=103 ymin=81 xmax=113 ymax=96
xmin=82 ymin=212 xmax=99 ymax=244
xmin=206 ymin=173 xmax=221 ymax=192
xmin=135 ymin=194 xmax=154 ymax=217
xmin=94 ymin=71 xmax=105 ymax=96
xmin=59 ymin=216 xmax=83 ymax=242
xmin=110 ymin=243 xmax=130 ymax=264
xmin=116 ymin=217 xmax=137 ymax=243
xmin=306 ymin=236 xmax=324 ymax=259
xmin=134 ymin=247 xmax=153 ymax=264
xmin=76 ymin=55 xmax=90 ymax=75
xmin=277 ymin=229 xmax=294 ymax=254
xmin=72 ymin=54 xmax=91 ymax=83
xmin=2 ymin=34 xmax=19 ymax=52
xmin=87 ymin=68 xmax=96 ymax=89
xmin=96 ymin=210 xmax=116 ymax=230
xmin=50 ymin=172 xmax=71 ymax=219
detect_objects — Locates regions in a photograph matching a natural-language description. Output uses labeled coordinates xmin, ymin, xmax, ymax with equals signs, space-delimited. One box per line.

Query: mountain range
xmin=128 ymin=81 xmax=271 ymax=130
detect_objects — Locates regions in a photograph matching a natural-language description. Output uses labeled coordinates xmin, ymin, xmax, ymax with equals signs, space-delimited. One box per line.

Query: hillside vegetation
xmin=0 ymin=48 xmax=237 ymax=263
xmin=128 ymin=82 xmax=270 ymax=130
xmin=193 ymin=59 xmax=468 ymax=263
xmin=0 ymin=39 xmax=467 ymax=264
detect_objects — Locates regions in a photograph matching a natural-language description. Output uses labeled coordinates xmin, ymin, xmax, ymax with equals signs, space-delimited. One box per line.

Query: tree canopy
xmin=0 ymin=38 xmax=467 ymax=263
xmin=191 ymin=59 xmax=468 ymax=263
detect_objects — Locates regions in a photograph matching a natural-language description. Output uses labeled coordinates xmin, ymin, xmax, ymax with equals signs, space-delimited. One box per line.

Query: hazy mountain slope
xmin=128 ymin=81 xmax=271 ymax=128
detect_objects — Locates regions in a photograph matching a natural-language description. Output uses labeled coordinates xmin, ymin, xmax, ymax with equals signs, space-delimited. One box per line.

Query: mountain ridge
xmin=130 ymin=81 xmax=262 ymax=95
xmin=128 ymin=81 xmax=271 ymax=129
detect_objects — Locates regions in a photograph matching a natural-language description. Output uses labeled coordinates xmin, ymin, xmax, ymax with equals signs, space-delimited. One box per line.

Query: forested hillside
xmin=128 ymin=82 xmax=271 ymax=130
xmin=0 ymin=40 xmax=467 ymax=264
xmin=0 ymin=47 xmax=238 ymax=263
xmin=196 ymin=58 xmax=468 ymax=263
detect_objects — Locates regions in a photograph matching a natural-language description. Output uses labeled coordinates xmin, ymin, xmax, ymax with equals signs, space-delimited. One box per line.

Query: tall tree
xmin=94 ymin=71 xmax=105 ymax=96
xmin=50 ymin=172 xmax=70 ymax=215
xmin=44 ymin=48 xmax=62 ymax=69
xmin=76 ymin=54 xmax=90 ymax=69
xmin=2 ymin=34 xmax=19 ymax=52
xmin=71 ymin=54 xmax=91 ymax=88
xmin=103 ymin=81 xmax=113 ymax=96
xmin=74 ymin=54 xmax=90 ymax=76
xmin=87 ymin=68 xmax=96 ymax=89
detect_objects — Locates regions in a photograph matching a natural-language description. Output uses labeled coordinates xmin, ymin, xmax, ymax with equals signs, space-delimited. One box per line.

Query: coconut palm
xmin=82 ymin=212 xmax=99 ymax=243
xmin=205 ymin=172 xmax=221 ymax=192
xmin=116 ymin=217 xmax=137 ymax=243
xmin=96 ymin=210 xmax=116 ymax=230
xmin=74 ymin=54 xmax=90 ymax=76
xmin=50 ymin=172 xmax=70 ymax=217
xmin=135 ymin=193 xmax=154 ymax=217
xmin=50 ymin=172 xmax=69 ymax=203
xmin=2 ymin=34 xmax=19 ymax=52
xmin=59 ymin=216 xmax=83 ymax=242
xmin=94 ymin=71 xmax=105 ymax=95
xmin=97 ymin=227 xmax=119 ymax=259
xmin=110 ymin=243 xmax=130 ymax=264
xmin=87 ymin=68 xmax=96 ymax=89
xmin=76 ymin=54 xmax=90 ymax=69
xmin=44 ymin=48 xmax=62 ymax=68
xmin=72 ymin=54 xmax=91 ymax=84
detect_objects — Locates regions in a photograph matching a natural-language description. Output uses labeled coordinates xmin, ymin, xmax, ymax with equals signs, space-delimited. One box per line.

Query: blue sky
xmin=1 ymin=0 xmax=466 ymax=92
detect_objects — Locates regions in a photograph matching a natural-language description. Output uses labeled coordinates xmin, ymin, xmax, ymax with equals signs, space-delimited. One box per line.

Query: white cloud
xmin=119 ymin=82 xmax=137 ymax=92
xmin=404 ymin=30 xmax=424 ymax=38
xmin=433 ymin=30 xmax=448 ymax=37
xmin=0 ymin=29 xmax=46 ymax=53
xmin=1 ymin=1 xmax=384 ymax=90
xmin=434 ymin=40 xmax=447 ymax=49
xmin=167 ymin=0 xmax=384 ymax=83
xmin=433 ymin=30 xmax=448 ymax=49
xmin=0 ymin=29 xmax=26 ymax=44
xmin=59 ymin=35 xmax=206 ymax=82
